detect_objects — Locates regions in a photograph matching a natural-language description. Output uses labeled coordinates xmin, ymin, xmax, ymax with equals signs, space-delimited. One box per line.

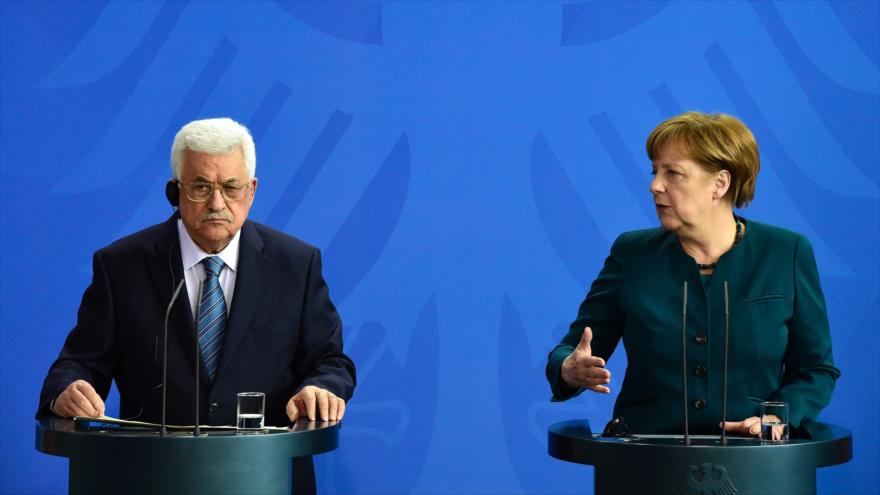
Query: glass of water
xmin=760 ymin=401 xmax=789 ymax=442
xmin=237 ymin=392 xmax=265 ymax=434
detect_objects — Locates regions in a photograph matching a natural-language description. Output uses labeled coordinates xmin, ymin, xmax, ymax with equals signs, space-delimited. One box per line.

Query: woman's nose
xmin=649 ymin=175 xmax=663 ymax=194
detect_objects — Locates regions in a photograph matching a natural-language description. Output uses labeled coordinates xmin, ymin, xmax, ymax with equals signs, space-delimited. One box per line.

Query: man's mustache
xmin=201 ymin=211 xmax=232 ymax=223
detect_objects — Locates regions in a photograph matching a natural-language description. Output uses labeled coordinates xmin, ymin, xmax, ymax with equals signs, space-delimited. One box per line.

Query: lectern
xmin=36 ymin=418 xmax=340 ymax=495
xmin=548 ymin=420 xmax=851 ymax=495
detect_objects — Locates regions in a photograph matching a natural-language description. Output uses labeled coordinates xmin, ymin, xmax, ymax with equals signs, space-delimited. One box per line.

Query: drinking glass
xmin=760 ymin=401 xmax=789 ymax=442
xmin=237 ymin=392 xmax=265 ymax=433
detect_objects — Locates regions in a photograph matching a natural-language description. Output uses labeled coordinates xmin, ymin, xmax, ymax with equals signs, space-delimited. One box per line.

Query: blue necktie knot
xmin=202 ymin=256 xmax=224 ymax=277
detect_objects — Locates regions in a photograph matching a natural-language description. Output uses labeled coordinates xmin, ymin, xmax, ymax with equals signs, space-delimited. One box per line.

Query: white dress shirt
xmin=177 ymin=219 xmax=240 ymax=321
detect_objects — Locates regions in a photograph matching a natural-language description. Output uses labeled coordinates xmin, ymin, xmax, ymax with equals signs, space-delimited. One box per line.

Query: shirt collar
xmin=177 ymin=219 xmax=241 ymax=273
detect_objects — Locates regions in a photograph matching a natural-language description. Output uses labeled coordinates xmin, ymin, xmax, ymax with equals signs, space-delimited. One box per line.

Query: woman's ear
xmin=714 ymin=170 xmax=731 ymax=201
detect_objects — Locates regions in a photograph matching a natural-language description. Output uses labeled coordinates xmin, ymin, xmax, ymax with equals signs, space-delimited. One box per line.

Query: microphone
xmin=720 ymin=281 xmax=730 ymax=446
xmin=681 ymin=281 xmax=690 ymax=446
xmin=193 ymin=280 xmax=203 ymax=437
xmin=161 ymin=279 xmax=187 ymax=437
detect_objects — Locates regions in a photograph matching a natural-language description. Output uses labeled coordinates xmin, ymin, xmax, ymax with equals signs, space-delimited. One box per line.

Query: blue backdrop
xmin=1 ymin=2 xmax=877 ymax=494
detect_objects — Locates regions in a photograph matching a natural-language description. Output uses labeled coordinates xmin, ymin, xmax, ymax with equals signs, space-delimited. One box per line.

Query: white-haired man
xmin=38 ymin=118 xmax=356 ymax=493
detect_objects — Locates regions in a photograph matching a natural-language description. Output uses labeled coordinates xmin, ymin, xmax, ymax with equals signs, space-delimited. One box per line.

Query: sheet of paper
xmin=73 ymin=415 xmax=292 ymax=431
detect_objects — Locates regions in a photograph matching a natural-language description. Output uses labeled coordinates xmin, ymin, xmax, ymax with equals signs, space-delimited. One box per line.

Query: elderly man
xmin=37 ymin=117 xmax=356 ymax=493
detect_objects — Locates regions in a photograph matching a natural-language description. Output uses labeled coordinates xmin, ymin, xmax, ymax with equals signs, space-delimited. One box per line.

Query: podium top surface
xmin=548 ymin=420 xmax=852 ymax=469
xmin=36 ymin=417 xmax=340 ymax=460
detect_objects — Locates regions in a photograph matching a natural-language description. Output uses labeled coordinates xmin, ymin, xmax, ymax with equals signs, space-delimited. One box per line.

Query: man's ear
xmin=165 ymin=180 xmax=179 ymax=207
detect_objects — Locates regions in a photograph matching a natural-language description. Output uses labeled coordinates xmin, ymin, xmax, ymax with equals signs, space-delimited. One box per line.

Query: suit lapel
xmin=216 ymin=221 xmax=270 ymax=379
xmin=147 ymin=215 xmax=210 ymax=386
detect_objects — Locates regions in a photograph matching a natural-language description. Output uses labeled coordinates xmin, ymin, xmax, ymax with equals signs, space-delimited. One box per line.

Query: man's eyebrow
xmin=189 ymin=176 xmax=243 ymax=183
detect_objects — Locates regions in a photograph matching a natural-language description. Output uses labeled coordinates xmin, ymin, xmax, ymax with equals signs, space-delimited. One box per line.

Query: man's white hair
xmin=170 ymin=117 xmax=256 ymax=180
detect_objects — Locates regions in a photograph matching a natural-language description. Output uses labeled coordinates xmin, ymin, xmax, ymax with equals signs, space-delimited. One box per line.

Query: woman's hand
xmin=722 ymin=415 xmax=784 ymax=440
xmin=560 ymin=327 xmax=611 ymax=393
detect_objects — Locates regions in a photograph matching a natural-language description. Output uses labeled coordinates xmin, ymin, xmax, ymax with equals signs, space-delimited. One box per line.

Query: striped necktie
xmin=198 ymin=256 xmax=227 ymax=382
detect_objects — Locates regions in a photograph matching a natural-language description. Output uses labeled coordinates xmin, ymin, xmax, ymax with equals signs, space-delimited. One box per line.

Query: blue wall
xmin=1 ymin=2 xmax=877 ymax=493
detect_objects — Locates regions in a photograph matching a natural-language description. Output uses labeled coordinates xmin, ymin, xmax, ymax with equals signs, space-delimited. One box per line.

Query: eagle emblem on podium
xmin=681 ymin=462 xmax=738 ymax=495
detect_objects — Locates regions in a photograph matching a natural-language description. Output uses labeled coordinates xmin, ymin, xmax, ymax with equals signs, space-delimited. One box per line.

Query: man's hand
xmin=53 ymin=380 xmax=105 ymax=418
xmin=286 ymin=385 xmax=346 ymax=422
xmin=560 ymin=327 xmax=611 ymax=393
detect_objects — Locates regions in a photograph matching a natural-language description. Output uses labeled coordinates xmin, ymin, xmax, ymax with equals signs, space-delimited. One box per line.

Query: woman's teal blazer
xmin=546 ymin=219 xmax=839 ymax=434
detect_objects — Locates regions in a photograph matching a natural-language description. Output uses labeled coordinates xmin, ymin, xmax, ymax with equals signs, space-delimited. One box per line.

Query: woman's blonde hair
xmin=646 ymin=112 xmax=759 ymax=208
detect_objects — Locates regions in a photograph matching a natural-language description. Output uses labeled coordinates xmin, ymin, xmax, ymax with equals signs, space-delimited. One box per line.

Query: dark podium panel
xmin=36 ymin=418 xmax=340 ymax=495
xmin=549 ymin=420 xmax=851 ymax=495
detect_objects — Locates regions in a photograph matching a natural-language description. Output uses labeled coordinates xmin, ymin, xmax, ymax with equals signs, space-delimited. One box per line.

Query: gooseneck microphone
xmin=161 ymin=279 xmax=187 ymax=437
xmin=721 ymin=281 xmax=730 ymax=446
xmin=193 ymin=280 xmax=203 ymax=437
xmin=681 ymin=281 xmax=690 ymax=446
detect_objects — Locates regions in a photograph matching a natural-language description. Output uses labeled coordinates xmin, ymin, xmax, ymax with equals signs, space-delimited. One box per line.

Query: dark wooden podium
xmin=548 ymin=420 xmax=851 ymax=495
xmin=36 ymin=418 xmax=340 ymax=495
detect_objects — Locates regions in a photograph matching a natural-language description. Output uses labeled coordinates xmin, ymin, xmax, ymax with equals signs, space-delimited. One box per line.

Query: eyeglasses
xmin=179 ymin=180 xmax=252 ymax=202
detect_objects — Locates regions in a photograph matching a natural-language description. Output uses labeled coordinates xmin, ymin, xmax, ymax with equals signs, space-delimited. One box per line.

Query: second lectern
xmin=548 ymin=420 xmax=851 ymax=495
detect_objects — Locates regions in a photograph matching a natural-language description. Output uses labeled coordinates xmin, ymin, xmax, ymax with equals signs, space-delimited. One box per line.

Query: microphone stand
xmin=161 ymin=279 xmax=186 ymax=437
xmin=681 ymin=281 xmax=690 ymax=446
xmin=193 ymin=280 xmax=203 ymax=437
xmin=721 ymin=281 xmax=730 ymax=446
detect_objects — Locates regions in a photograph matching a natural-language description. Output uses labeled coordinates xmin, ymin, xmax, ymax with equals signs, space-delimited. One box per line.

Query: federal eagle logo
xmin=680 ymin=462 xmax=738 ymax=495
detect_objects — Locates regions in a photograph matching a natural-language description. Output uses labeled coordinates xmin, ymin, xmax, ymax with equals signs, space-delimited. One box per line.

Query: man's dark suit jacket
xmin=37 ymin=214 xmax=356 ymax=493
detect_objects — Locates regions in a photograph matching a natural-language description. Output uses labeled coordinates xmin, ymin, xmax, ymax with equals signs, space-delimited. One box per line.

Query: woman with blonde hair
xmin=546 ymin=112 xmax=839 ymax=438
